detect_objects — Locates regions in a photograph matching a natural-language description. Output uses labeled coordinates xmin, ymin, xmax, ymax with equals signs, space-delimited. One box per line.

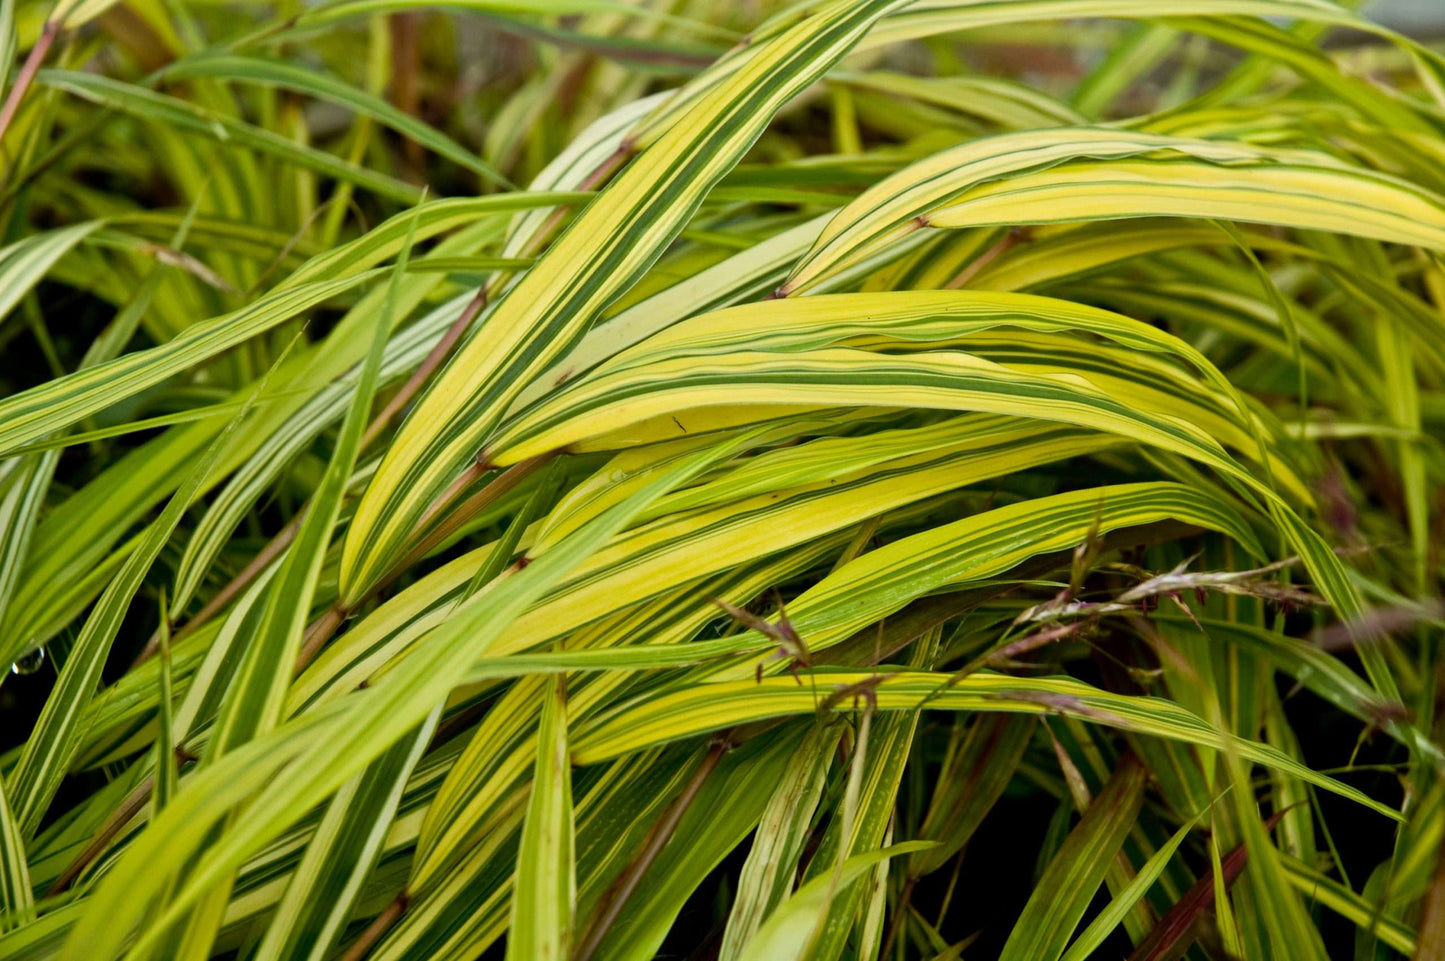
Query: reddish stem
xmin=573 ymin=738 xmax=730 ymax=961
xmin=133 ymin=290 xmax=490 ymax=669
xmin=945 ymin=227 xmax=1029 ymax=290
xmin=0 ymin=21 xmax=59 ymax=147
xmin=337 ymin=890 xmax=410 ymax=961
xmin=45 ymin=774 xmax=155 ymax=896
xmin=389 ymin=12 xmax=422 ymax=173
xmin=397 ymin=454 xmax=549 ymax=568
xmin=296 ymin=453 xmax=551 ymax=668
xmin=295 ymin=603 xmax=348 ymax=671
xmin=129 ymin=510 xmax=305 ymax=670
xmin=60 ymin=76 xmax=643 ymax=925
xmin=361 ymin=288 xmax=487 ymax=450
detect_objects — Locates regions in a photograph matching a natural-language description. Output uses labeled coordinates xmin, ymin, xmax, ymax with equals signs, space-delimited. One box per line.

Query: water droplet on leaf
xmin=10 ymin=647 xmax=45 ymax=675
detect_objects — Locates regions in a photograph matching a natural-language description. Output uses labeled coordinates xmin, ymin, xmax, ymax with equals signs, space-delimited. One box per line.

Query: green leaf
xmin=718 ymin=724 xmax=841 ymax=961
xmin=505 ymin=675 xmax=574 ymax=961
xmin=4 ymin=357 xmax=284 ymax=834
xmin=159 ymin=55 xmax=512 ymax=188
xmin=341 ymin=0 xmax=916 ymax=602
xmin=0 ymin=773 xmax=33 ymax=933
xmin=0 ymin=222 xmax=101 ymax=331
xmin=571 ymin=669 xmax=1395 ymax=820
xmin=735 ymin=842 xmax=934 ymax=961
xmin=41 ymin=71 xmax=423 ymax=204
xmin=1058 ymin=805 xmax=1209 ymax=961
xmin=58 ymin=430 xmax=757 ymax=961
xmin=251 ymin=708 xmax=439 ymax=961
xmin=0 ymin=269 xmax=381 ymax=459
xmin=206 ymin=205 xmax=417 ymax=761
xmin=909 ymin=715 xmax=1035 ymax=878
xmin=999 ymin=756 xmax=1147 ymax=961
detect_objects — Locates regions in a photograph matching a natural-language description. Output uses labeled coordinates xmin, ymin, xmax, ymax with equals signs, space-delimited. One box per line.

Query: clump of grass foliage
xmin=2 ymin=0 xmax=1445 ymax=957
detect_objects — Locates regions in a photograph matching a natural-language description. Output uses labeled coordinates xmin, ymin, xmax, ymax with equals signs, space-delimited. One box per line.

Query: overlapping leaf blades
xmin=0 ymin=0 xmax=1442 ymax=958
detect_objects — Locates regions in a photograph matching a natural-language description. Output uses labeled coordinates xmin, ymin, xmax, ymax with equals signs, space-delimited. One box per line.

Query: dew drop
xmin=10 ymin=647 xmax=45 ymax=675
